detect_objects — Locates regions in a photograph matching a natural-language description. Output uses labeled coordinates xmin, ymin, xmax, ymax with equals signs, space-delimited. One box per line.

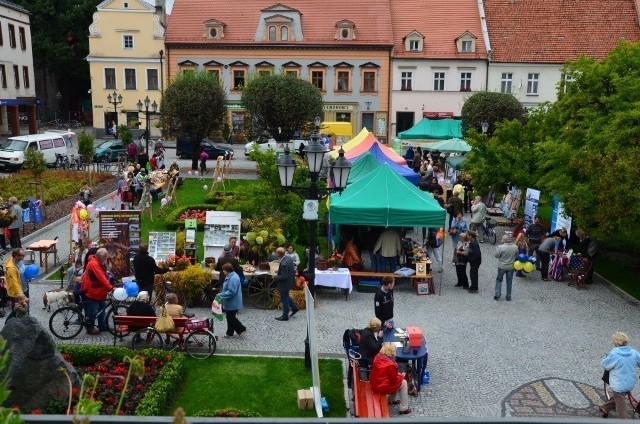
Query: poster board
xmin=98 ymin=210 xmax=141 ymax=280
xmin=204 ymin=211 xmax=241 ymax=259
xmin=148 ymin=232 xmax=176 ymax=262
xmin=524 ymin=188 xmax=540 ymax=227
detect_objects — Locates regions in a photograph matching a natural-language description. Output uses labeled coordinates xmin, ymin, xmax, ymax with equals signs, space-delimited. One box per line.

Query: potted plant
xmin=327 ymin=252 xmax=343 ymax=270
xmin=242 ymin=216 xmax=286 ymax=267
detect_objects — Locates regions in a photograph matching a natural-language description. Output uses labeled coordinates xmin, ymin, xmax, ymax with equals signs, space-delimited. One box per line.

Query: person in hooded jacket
xmin=81 ymin=248 xmax=113 ymax=335
xmin=370 ymin=342 xmax=411 ymax=415
xmin=599 ymin=331 xmax=640 ymax=418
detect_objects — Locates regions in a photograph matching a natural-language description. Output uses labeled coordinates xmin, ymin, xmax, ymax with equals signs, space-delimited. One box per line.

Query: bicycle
xmin=53 ymin=153 xmax=69 ymax=170
xmin=48 ymin=290 xmax=129 ymax=340
xmin=480 ymin=216 xmax=497 ymax=244
xmin=603 ymin=372 xmax=640 ymax=417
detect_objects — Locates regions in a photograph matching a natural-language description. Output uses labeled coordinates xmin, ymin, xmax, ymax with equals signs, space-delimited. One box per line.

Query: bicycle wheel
xmin=105 ymin=303 xmax=129 ymax=337
xmin=131 ymin=328 xmax=163 ymax=350
xmin=49 ymin=306 xmax=84 ymax=340
xmin=185 ymin=330 xmax=216 ymax=359
xmin=488 ymin=229 xmax=497 ymax=244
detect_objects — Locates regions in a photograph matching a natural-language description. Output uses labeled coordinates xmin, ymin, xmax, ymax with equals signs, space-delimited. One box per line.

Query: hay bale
xmin=272 ymin=288 xmax=308 ymax=309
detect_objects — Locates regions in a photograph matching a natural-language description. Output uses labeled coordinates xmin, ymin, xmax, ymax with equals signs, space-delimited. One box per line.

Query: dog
xmin=42 ymin=289 xmax=75 ymax=312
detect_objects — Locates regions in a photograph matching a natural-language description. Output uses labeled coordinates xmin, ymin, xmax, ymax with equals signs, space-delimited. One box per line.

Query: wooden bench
xmin=351 ymin=362 xmax=390 ymax=418
xmin=112 ymin=315 xmax=189 ymax=346
xmin=350 ymin=271 xmax=434 ymax=292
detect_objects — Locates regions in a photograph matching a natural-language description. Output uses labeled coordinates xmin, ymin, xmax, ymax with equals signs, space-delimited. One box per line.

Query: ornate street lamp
xmin=137 ymin=96 xmax=158 ymax=156
xmin=107 ymin=91 xmax=123 ymax=130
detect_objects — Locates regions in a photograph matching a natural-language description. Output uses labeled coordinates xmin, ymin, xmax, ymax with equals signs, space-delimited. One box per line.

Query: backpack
xmin=127 ymin=143 xmax=137 ymax=156
xmin=342 ymin=328 xmax=362 ymax=352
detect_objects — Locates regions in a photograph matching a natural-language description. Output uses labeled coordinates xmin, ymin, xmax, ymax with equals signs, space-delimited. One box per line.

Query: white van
xmin=0 ymin=133 xmax=69 ymax=171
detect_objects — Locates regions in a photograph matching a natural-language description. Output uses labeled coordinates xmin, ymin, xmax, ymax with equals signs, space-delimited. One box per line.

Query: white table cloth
xmin=314 ymin=268 xmax=352 ymax=293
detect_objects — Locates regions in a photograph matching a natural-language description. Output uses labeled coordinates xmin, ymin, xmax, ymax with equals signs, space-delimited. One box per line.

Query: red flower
xmin=31 ymin=409 xmax=41 ymax=414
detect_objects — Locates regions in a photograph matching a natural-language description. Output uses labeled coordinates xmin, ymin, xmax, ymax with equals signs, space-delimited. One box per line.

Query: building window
xmin=8 ymin=24 xmax=16 ymax=48
xmin=0 ymin=65 xmax=6 ymax=88
xmin=182 ymin=69 xmax=194 ymax=76
xmin=208 ymin=69 xmax=220 ymax=80
xmin=561 ymin=73 xmax=573 ymax=93
xmin=501 ymin=73 xmax=513 ymax=93
xmin=19 ymin=27 xmax=26 ymax=50
xmin=258 ymin=69 xmax=271 ymax=76
xmin=204 ymin=20 xmax=225 ymax=39
xmin=285 ymin=70 xmax=298 ymax=78
xmin=409 ymin=40 xmax=420 ymax=51
xmin=336 ymin=70 xmax=350 ymax=92
xmin=527 ymin=73 xmax=539 ymax=95
xmin=433 ymin=72 xmax=445 ymax=91
xmin=362 ymin=70 xmax=376 ymax=92
xmin=147 ymin=69 xmax=158 ymax=90
xmin=232 ymin=69 xmax=245 ymax=90
xmin=311 ymin=70 xmax=325 ymax=91
xmin=335 ymin=20 xmax=356 ymax=40
xmin=13 ymin=65 xmax=19 ymax=88
xmin=461 ymin=40 xmax=472 ymax=52
xmin=123 ymin=35 xmax=134 ymax=49
xmin=124 ymin=68 xmax=136 ymax=90
xmin=336 ymin=112 xmax=351 ymax=122
xmin=401 ymin=71 xmax=413 ymax=91
xmin=460 ymin=72 xmax=472 ymax=91
xmin=281 ymin=26 xmax=288 ymax=41
xmin=22 ymin=66 xmax=29 ymax=88
xmin=268 ymin=26 xmax=276 ymax=41
xmin=105 ymin=68 xmax=116 ymax=89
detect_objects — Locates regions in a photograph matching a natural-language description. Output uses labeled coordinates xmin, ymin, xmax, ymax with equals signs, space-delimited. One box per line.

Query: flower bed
xmin=47 ymin=345 xmax=185 ymax=416
xmin=163 ymin=205 xmax=218 ymax=230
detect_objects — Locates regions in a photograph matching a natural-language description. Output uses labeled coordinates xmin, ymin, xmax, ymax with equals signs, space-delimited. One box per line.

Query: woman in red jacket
xmin=81 ymin=248 xmax=113 ymax=335
xmin=370 ymin=342 xmax=411 ymax=414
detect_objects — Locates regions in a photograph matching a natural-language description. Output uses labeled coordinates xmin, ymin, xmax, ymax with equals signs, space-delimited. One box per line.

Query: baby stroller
xmin=0 ymin=264 xmax=7 ymax=317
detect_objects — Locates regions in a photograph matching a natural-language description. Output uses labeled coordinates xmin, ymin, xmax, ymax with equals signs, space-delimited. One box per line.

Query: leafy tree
xmin=460 ymin=91 xmax=526 ymax=135
xmin=534 ymin=41 xmax=640 ymax=237
xmin=22 ymin=149 xmax=47 ymax=181
xmin=78 ymin=131 xmax=95 ymax=183
xmin=160 ymin=72 xmax=227 ymax=169
xmin=241 ymin=74 xmax=323 ymax=141
xmin=117 ymin=125 xmax=132 ymax=146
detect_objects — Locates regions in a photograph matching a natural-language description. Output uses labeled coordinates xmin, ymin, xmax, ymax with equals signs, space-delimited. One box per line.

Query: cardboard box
xmin=297 ymin=388 xmax=314 ymax=409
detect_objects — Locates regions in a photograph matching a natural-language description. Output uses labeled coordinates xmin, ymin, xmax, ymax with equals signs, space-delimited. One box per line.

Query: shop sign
xmin=323 ymin=104 xmax=354 ymax=111
xmin=423 ymin=111 xmax=454 ymax=118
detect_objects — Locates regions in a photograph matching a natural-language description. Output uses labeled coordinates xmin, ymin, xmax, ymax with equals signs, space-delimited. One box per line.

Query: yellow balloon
xmin=514 ymin=261 xmax=525 ymax=271
xmin=523 ymin=262 xmax=535 ymax=273
xmin=79 ymin=209 xmax=88 ymax=220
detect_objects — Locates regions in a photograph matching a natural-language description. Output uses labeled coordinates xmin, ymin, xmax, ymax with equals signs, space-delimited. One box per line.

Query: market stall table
xmin=27 ymin=239 xmax=59 ymax=274
xmin=383 ymin=328 xmax=429 ymax=392
xmin=315 ymin=268 xmax=352 ymax=300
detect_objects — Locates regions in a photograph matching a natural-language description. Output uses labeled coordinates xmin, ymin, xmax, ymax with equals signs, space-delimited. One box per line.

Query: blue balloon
xmin=23 ymin=264 xmax=40 ymax=280
xmin=517 ymin=253 xmax=528 ymax=262
xmin=529 ymin=256 xmax=537 ymax=263
xmin=125 ymin=282 xmax=139 ymax=297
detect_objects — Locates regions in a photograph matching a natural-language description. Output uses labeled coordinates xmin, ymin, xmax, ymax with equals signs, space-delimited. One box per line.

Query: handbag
xmin=155 ymin=306 xmax=175 ymax=333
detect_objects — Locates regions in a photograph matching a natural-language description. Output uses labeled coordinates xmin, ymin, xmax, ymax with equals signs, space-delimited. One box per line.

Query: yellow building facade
xmin=87 ymin=0 xmax=166 ymax=138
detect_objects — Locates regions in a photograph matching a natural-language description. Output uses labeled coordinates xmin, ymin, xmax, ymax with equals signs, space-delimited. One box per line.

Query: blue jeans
xmin=375 ymin=255 xmax=397 ymax=272
xmin=85 ymin=299 xmax=107 ymax=331
xmin=279 ymin=287 xmax=299 ymax=318
xmin=494 ymin=268 xmax=515 ymax=298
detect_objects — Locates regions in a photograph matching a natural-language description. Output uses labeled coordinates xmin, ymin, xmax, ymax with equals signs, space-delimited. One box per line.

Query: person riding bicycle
xmin=470 ymin=196 xmax=487 ymax=239
xmin=599 ymin=331 xmax=640 ymax=418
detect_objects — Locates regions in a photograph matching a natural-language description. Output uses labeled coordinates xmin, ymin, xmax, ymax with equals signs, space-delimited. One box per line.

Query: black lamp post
xmin=137 ymin=96 xmax=158 ymax=156
xmin=277 ymin=115 xmax=351 ymax=369
xmin=107 ymin=91 xmax=123 ymax=129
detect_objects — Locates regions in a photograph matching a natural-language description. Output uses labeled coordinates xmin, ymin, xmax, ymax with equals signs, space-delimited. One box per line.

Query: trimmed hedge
xmin=163 ymin=204 xmax=219 ymax=230
xmin=59 ymin=345 xmax=185 ymax=416
xmin=203 ymin=191 xmax=235 ymax=204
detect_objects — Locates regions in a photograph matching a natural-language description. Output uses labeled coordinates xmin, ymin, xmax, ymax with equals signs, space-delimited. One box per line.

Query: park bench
xmin=112 ymin=315 xmax=189 ymax=345
xmin=351 ymin=361 xmax=390 ymax=418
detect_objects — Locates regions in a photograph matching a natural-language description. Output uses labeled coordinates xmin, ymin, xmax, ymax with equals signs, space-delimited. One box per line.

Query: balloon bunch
xmin=22 ymin=263 xmax=40 ymax=280
xmin=123 ymin=280 xmax=139 ymax=298
xmin=514 ymin=254 xmax=536 ymax=273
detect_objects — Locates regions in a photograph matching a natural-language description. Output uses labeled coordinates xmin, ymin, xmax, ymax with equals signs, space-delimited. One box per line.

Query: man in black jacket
xmin=374 ymin=276 xmax=395 ymax=329
xmin=274 ymin=247 xmax=299 ymax=321
xmin=215 ymin=244 xmax=245 ymax=283
xmin=133 ymin=243 xmax=170 ymax=300
xmin=466 ymin=231 xmax=482 ymax=293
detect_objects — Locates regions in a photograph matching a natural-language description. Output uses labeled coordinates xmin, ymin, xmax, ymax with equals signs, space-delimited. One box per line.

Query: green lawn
xmin=170 ymin=356 xmax=347 ymax=417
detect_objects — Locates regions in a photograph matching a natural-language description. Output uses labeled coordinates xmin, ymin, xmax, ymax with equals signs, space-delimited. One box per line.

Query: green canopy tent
xmin=397 ymin=118 xmax=462 ymax=140
xmin=445 ymin=155 xmax=466 ymax=171
xmin=329 ymin=163 xmax=446 ymax=228
xmin=428 ymin=138 xmax=471 ymax=153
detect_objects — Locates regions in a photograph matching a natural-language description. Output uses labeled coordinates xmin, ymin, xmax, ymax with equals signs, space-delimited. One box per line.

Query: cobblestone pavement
xmin=3 ymin=202 xmax=639 ymax=418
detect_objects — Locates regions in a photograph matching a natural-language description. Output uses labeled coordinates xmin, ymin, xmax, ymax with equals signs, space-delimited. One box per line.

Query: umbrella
xmin=446 ymin=155 xmax=466 ymax=171
xmin=428 ymin=138 xmax=471 ymax=153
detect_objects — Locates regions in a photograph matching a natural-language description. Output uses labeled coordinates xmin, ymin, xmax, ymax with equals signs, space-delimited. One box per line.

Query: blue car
xmin=93 ymin=139 xmax=126 ymax=162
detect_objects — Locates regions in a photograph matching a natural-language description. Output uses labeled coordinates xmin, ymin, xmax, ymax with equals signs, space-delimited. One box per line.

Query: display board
xmin=98 ymin=210 xmax=141 ymax=280
xmin=204 ymin=211 xmax=241 ymax=259
xmin=148 ymin=232 xmax=176 ymax=262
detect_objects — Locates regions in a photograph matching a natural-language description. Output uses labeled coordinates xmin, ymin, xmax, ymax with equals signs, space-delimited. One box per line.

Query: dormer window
xmin=335 ymin=20 xmax=355 ymax=40
xmin=264 ymin=14 xmax=293 ymax=42
xmin=404 ymin=31 xmax=424 ymax=52
xmin=456 ymin=31 xmax=477 ymax=53
xmin=204 ymin=20 xmax=225 ymax=39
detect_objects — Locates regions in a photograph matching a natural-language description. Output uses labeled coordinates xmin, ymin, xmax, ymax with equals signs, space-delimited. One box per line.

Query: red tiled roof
xmin=485 ymin=0 xmax=640 ymax=63
xmin=390 ymin=0 xmax=488 ymax=59
xmin=166 ymin=0 xmax=394 ymax=46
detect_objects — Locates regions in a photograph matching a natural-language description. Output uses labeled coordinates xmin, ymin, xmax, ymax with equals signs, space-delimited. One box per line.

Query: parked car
xmin=176 ymin=137 xmax=233 ymax=160
xmin=244 ymin=138 xmax=307 ymax=157
xmin=93 ymin=139 xmax=126 ymax=162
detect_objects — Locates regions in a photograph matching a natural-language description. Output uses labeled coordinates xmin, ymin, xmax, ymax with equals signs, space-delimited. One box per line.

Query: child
xmin=199 ymin=149 xmax=209 ymax=175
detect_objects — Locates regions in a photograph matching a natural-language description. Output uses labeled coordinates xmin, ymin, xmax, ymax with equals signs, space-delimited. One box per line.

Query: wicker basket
xmin=487 ymin=218 xmax=498 ymax=228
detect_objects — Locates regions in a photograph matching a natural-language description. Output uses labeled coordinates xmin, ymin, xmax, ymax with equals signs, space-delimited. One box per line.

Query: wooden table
xmin=27 ymin=239 xmax=59 ymax=274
